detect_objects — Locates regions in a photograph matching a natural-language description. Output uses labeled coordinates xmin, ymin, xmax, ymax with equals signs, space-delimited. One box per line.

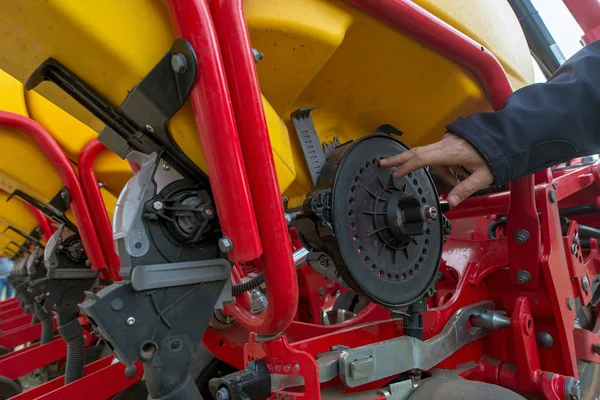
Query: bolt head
xmin=582 ymin=276 xmax=590 ymax=292
xmin=145 ymin=124 xmax=155 ymax=133
xmin=252 ymin=48 xmax=264 ymax=63
xmin=514 ymin=229 xmax=530 ymax=244
xmin=204 ymin=208 xmax=214 ymax=217
xmin=126 ymin=317 xmax=136 ymax=326
xmin=152 ymin=201 xmax=164 ymax=211
xmin=536 ymin=331 xmax=554 ymax=349
xmin=571 ymin=243 xmax=578 ymax=255
xmin=218 ymin=237 xmax=233 ymax=253
xmin=422 ymin=205 xmax=438 ymax=221
xmin=216 ymin=387 xmax=231 ymax=400
xmin=516 ymin=270 xmax=532 ymax=285
xmin=171 ymin=53 xmax=187 ymax=74
xmin=548 ymin=190 xmax=557 ymax=203
xmin=162 ymin=163 xmax=170 ymax=171
xmin=552 ymin=182 xmax=558 ymax=190
xmin=566 ymin=296 xmax=575 ymax=310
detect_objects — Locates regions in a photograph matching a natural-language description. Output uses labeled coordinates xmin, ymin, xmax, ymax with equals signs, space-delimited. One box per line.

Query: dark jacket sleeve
xmin=446 ymin=39 xmax=600 ymax=186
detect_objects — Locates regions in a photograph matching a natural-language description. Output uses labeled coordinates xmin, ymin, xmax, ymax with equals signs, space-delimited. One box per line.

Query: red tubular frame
xmin=26 ymin=204 xmax=53 ymax=243
xmin=0 ymin=111 xmax=107 ymax=271
xmin=165 ymin=0 xmax=262 ymax=264
xmin=209 ymin=0 xmax=298 ymax=335
xmin=0 ymin=337 xmax=66 ymax=380
xmin=79 ymin=139 xmax=121 ymax=282
xmin=563 ymin=0 xmax=600 ymax=44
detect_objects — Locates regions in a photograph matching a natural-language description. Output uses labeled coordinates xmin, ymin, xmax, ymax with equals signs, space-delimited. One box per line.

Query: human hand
xmin=379 ymin=134 xmax=493 ymax=207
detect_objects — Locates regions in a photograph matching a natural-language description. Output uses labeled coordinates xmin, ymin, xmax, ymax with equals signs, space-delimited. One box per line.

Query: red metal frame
xmin=0 ymin=337 xmax=66 ymax=380
xmin=209 ymin=0 xmax=298 ymax=335
xmin=0 ymin=298 xmax=19 ymax=311
xmin=197 ymin=1 xmax=600 ymax=399
xmin=166 ymin=0 xmax=262 ymax=264
xmin=78 ymin=139 xmax=121 ymax=282
xmin=563 ymin=0 xmax=600 ymax=44
xmin=0 ymin=111 xmax=107 ymax=271
xmin=12 ymin=356 xmax=143 ymax=400
xmin=0 ymin=314 xmax=32 ymax=331
xmin=0 ymin=318 xmax=56 ymax=349
xmin=0 ymin=306 xmax=25 ymax=321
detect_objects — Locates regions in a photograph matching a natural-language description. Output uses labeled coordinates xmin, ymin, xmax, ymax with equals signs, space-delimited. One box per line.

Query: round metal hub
xmin=330 ymin=135 xmax=443 ymax=308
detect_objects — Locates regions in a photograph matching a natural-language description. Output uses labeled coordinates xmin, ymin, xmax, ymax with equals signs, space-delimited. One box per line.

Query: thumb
xmin=446 ymin=170 xmax=490 ymax=207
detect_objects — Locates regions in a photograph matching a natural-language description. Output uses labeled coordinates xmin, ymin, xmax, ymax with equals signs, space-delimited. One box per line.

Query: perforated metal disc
xmin=330 ymin=135 xmax=443 ymax=308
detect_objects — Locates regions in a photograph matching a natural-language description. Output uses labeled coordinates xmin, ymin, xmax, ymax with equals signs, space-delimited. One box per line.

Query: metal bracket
xmin=3 ymin=226 xmax=44 ymax=248
xmin=43 ymin=224 xmax=65 ymax=270
xmin=25 ymin=39 xmax=206 ymax=182
xmin=291 ymin=107 xmax=326 ymax=186
xmin=339 ymin=301 xmax=494 ymax=387
xmin=6 ymin=241 xmax=30 ymax=255
xmin=130 ymin=259 xmax=231 ymax=291
xmin=9 ymin=190 xmax=77 ymax=232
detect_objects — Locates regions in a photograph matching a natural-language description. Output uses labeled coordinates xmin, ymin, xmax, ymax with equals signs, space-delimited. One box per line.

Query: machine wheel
xmin=409 ymin=375 xmax=525 ymax=400
xmin=0 ymin=376 xmax=21 ymax=400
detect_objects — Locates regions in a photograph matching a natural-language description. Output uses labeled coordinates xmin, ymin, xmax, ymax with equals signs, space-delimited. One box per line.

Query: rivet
xmin=127 ymin=317 xmax=136 ymax=326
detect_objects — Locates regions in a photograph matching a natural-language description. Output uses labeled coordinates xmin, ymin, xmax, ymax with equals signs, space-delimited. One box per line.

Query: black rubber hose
xmin=488 ymin=217 xmax=507 ymax=239
xmin=232 ymin=273 xmax=264 ymax=296
xmin=57 ymin=312 xmax=85 ymax=384
xmin=578 ymin=224 xmax=600 ymax=240
xmin=34 ymin=304 xmax=53 ymax=345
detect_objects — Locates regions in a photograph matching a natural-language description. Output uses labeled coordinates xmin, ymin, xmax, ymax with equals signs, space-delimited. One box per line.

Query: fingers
xmin=379 ymin=141 xmax=444 ymax=169
xmin=446 ymin=169 xmax=493 ymax=207
xmin=430 ymin=166 xmax=460 ymax=188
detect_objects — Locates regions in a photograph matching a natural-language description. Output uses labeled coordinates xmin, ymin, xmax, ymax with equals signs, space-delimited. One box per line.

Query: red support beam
xmin=0 ymin=318 xmax=56 ymax=349
xmin=0 ymin=111 xmax=107 ymax=272
xmin=165 ymin=0 xmax=262 ymax=264
xmin=78 ymin=139 xmax=121 ymax=282
xmin=563 ymin=0 xmax=600 ymax=44
xmin=0 ymin=337 xmax=65 ymax=380
xmin=0 ymin=314 xmax=31 ymax=332
xmin=209 ymin=0 xmax=298 ymax=335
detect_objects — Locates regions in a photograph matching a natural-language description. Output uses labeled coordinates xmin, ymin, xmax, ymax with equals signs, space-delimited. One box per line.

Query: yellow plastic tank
xmin=0 ymin=0 xmax=533 ymax=207
xmin=0 ymin=70 xmax=127 ymax=225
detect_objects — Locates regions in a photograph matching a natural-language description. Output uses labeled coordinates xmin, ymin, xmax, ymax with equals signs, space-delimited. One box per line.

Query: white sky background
xmin=530 ymin=0 xmax=585 ymax=82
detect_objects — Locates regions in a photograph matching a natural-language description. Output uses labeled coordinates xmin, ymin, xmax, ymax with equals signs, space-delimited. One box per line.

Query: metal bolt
xmin=566 ymin=296 xmax=575 ymax=310
xmin=516 ymin=270 xmax=531 ymax=285
xmin=218 ymin=237 xmax=233 ymax=253
xmin=162 ymin=163 xmax=170 ymax=171
xmin=582 ymin=276 xmax=590 ymax=292
xmin=45 ymin=292 xmax=51 ymax=297
xmin=548 ymin=190 xmax=557 ymax=203
xmin=250 ymin=289 xmax=268 ymax=314
xmin=318 ymin=287 xmax=325 ymax=297
xmin=294 ymin=363 xmax=300 ymax=371
xmin=422 ymin=205 xmax=438 ymax=221
xmin=171 ymin=53 xmax=187 ymax=74
xmin=216 ymin=387 xmax=231 ymax=400
xmin=126 ymin=317 xmax=136 ymax=326
xmin=551 ymin=182 xmax=558 ymax=190
xmin=145 ymin=124 xmax=155 ymax=133
xmin=152 ymin=201 xmax=164 ymax=211
xmin=536 ymin=331 xmax=554 ymax=349
xmin=571 ymin=243 xmax=578 ymax=255
xmin=514 ymin=229 xmax=531 ymax=244
xmin=204 ymin=208 xmax=214 ymax=217
xmin=252 ymin=48 xmax=264 ymax=63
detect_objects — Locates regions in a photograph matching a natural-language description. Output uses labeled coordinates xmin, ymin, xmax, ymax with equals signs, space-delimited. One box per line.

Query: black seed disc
xmin=329 ymin=135 xmax=443 ymax=308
